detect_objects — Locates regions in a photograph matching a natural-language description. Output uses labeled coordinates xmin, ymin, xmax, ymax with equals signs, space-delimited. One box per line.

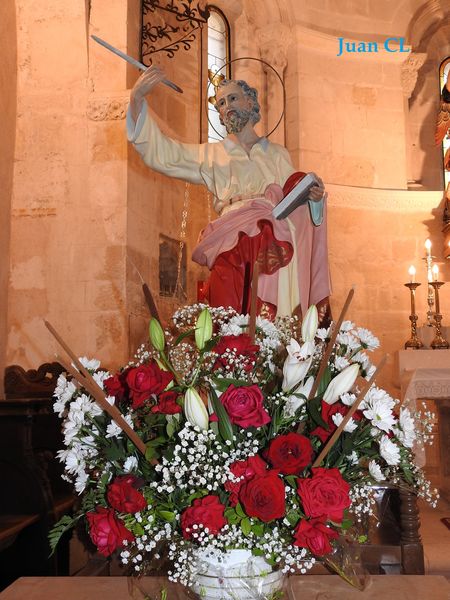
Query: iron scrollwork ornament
xmin=141 ymin=0 xmax=210 ymax=64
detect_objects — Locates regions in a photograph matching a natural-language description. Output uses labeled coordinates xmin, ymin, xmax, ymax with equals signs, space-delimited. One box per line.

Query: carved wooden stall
xmin=358 ymin=484 xmax=424 ymax=575
xmin=0 ymin=363 xmax=74 ymax=591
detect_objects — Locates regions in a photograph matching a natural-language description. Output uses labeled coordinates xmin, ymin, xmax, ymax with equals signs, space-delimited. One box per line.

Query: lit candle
xmin=408 ymin=265 xmax=416 ymax=283
xmin=425 ymin=238 xmax=432 ymax=257
xmin=432 ymin=264 xmax=439 ymax=282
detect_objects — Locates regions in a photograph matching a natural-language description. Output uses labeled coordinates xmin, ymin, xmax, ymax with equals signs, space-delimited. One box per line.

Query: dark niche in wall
xmin=159 ymin=234 xmax=186 ymax=299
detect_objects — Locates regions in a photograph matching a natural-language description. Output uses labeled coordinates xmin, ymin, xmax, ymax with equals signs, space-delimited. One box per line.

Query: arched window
xmin=206 ymin=7 xmax=231 ymax=142
xmin=439 ymin=58 xmax=450 ymax=188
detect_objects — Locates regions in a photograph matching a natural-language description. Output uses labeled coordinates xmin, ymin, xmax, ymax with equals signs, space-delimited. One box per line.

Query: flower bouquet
xmin=49 ymin=297 xmax=437 ymax=599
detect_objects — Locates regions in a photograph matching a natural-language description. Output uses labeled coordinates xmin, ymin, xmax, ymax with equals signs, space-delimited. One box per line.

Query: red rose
xmin=310 ymin=402 xmax=347 ymax=443
xmin=181 ymin=495 xmax=227 ymax=540
xmin=266 ymin=432 xmax=313 ymax=475
xmin=126 ymin=362 xmax=173 ymax=409
xmin=220 ymin=384 xmax=271 ymax=428
xmin=297 ymin=467 xmax=351 ymax=523
xmin=225 ymin=455 xmax=267 ymax=506
xmin=86 ymin=506 xmax=134 ymax=556
xmin=293 ymin=517 xmax=339 ymax=556
xmin=213 ymin=334 xmax=259 ymax=371
xmin=151 ymin=390 xmax=182 ymax=414
xmin=104 ymin=371 xmax=129 ymax=402
xmin=107 ymin=475 xmax=147 ymax=514
xmin=239 ymin=470 xmax=285 ymax=522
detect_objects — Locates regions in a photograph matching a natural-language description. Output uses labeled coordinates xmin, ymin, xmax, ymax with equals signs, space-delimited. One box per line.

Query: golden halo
xmin=206 ymin=56 xmax=286 ymax=140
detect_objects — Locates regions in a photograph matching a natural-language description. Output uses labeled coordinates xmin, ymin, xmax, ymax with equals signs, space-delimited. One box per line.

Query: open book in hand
xmin=272 ymin=171 xmax=323 ymax=225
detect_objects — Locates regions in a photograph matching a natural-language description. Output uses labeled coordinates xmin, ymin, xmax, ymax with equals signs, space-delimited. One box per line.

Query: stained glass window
xmin=207 ymin=7 xmax=230 ymax=142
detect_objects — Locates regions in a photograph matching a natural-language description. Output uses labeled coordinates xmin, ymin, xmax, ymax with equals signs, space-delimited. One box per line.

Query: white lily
xmin=301 ymin=305 xmax=319 ymax=342
xmin=283 ymin=376 xmax=315 ymax=417
xmin=184 ymin=388 xmax=209 ymax=431
xmin=282 ymin=339 xmax=314 ymax=392
xmin=323 ymin=363 xmax=359 ymax=405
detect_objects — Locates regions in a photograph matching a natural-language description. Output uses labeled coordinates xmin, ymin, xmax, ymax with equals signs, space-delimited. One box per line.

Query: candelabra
xmin=404 ymin=282 xmax=423 ymax=349
xmin=422 ymin=250 xmax=435 ymax=326
xmin=430 ymin=281 xmax=449 ymax=349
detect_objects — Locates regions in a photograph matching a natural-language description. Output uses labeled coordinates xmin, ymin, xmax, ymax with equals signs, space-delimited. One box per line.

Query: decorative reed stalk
xmin=45 ymin=320 xmax=147 ymax=456
xmin=248 ymin=261 xmax=260 ymax=343
xmin=312 ymin=353 xmax=387 ymax=468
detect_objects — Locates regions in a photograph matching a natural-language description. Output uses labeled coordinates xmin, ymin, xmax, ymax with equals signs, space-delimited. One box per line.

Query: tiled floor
xmin=419 ymin=496 xmax=450 ymax=578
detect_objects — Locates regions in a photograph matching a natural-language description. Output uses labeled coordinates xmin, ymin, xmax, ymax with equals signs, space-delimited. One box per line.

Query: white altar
xmin=397 ymin=349 xmax=450 ymax=501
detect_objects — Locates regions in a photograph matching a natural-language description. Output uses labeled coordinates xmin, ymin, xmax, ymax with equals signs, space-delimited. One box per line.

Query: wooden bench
xmin=0 ymin=363 xmax=75 ymax=591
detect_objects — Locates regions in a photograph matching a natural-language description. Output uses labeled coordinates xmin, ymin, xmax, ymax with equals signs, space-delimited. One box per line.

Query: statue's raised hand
xmin=130 ymin=65 xmax=166 ymax=121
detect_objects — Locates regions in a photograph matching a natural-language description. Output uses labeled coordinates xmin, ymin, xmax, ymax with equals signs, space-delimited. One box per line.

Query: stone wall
xmin=0 ymin=0 xmax=17 ymax=395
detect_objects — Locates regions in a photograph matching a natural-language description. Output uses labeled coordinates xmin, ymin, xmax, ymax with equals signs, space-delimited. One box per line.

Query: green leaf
xmin=209 ymin=387 xmax=234 ymax=445
xmin=340 ymin=518 xmax=353 ymax=530
xmin=166 ymin=416 xmax=176 ymax=438
xmin=48 ymin=514 xmax=79 ymax=556
xmin=316 ymin=366 xmax=332 ymax=398
xmin=157 ymin=510 xmax=175 ymax=522
xmin=145 ymin=445 xmax=156 ymax=461
xmin=195 ymin=308 xmax=213 ymax=350
xmin=284 ymin=475 xmax=298 ymax=489
xmin=235 ymin=503 xmax=246 ymax=518
xmin=251 ymin=522 xmax=264 ymax=537
xmin=149 ymin=318 xmax=165 ymax=352
xmin=307 ymin=395 xmax=328 ymax=429
xmin=211 ymin=377 xmax=251 ymax=391
xmin=286 ymin=511 xmax=301 ymax=527
xmin=241 ymin=517 xmax=252 ymax=536
xmin=174 ymin=328 xmax=196 ymax=346
xmin=224 ymin=508 xmax=240 ymax=525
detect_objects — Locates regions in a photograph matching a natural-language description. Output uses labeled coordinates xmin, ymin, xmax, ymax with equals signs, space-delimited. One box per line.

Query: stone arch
xmin=405 ymin=1 xmax=450 ymax=189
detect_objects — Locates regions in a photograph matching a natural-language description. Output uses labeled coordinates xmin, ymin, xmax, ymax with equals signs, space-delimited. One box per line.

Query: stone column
xmin=258 ymin=24 xmax=292 ymax=147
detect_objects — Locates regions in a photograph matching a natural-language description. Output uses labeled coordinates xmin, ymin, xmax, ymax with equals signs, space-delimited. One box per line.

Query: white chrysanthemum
xmin=93 ymin=370 xmax=110 ymax=389
xmin=78 ymin=356 xmax=101 ymax=371
xmin=106 ymin=413 xmax=134 ymax=438
xmin=336 ymin=332 xmax=360 ymax=350
xmin=369 ymin=460 xmax=386 ymax=481
xmin=362 ymin=387 xmax=396 ymax=433
xmin=347 ymin=451 xmax=359 ymax=465
xmin=74 ymin=469 xmax=89 ymax=494
xmin=355 ymin=327 xmax=380 ymax=350
xmin=394 ymin=408 xmax=416 ymax=448
xmin=57 ymin=448 xmax=86 ymax=475
xmin=53 ymin=398 xmax=67 ymax=418
xmin=340 ymin=393 xmax=357 ymax=406
xmin=54 ymin=374 xmax=77 ymax=407
xmin=379 ymin=435 xmax=401 ymax=466
xmin=123 ymin=456 xmax=139 ymax=473
xmin=316 ymin=327 xmax=330 ymax=341
xmin=331 ymin=412 xmax=358 ymax=433
xmin=339 ymin=320 xmax=355 ymax=333
xmin=54 ymin=373 xmax=68 ymax=398
xmin=63 ymin=415 xmax=82 ymax=443
xmin=334 ymin=356 xmax=350 ymax=371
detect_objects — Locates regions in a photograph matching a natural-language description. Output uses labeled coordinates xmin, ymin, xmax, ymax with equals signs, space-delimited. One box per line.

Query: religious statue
xmin=435 ymin=69 xmax=450 ymax=223
xmin=127 ymin=65 xmax=331 ymax=321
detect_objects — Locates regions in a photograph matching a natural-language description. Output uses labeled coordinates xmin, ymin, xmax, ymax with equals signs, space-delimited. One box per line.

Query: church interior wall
xmin=1 ymin=0 xmax=449 ymax=400
xmin=0 ymin=1 xmax=17 ymax=395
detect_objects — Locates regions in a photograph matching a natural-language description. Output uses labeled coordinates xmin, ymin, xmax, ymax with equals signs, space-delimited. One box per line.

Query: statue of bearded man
xmin=127 ymin=66 xmax=331 ymax=320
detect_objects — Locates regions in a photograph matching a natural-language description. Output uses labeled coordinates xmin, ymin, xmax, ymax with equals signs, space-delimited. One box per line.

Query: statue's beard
xmin=221 ymin=108 xmax=252 ymax=134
